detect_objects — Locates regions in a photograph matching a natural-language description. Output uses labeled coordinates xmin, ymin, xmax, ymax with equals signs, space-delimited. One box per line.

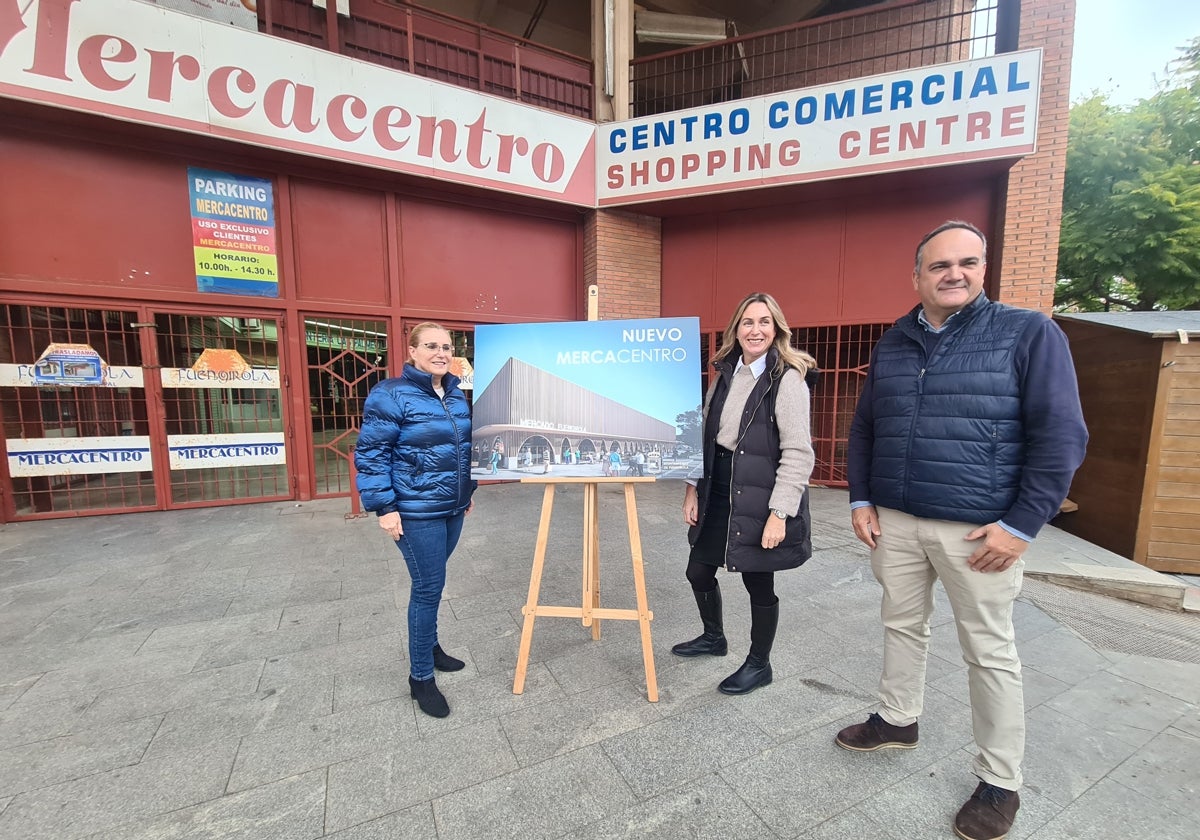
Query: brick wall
xmin=994 ymin=0 xmax=1075 ymax=312
xmin=585 ymin=210 xmax=662 ymax=320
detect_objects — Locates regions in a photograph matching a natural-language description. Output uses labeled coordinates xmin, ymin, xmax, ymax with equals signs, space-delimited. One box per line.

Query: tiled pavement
xmin=0 ymin=482 xmax=1196 ymax=839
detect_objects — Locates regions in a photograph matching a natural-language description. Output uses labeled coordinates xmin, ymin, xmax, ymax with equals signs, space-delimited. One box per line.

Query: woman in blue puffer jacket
xmin=355 ymin=322 xmax=476 ymax=718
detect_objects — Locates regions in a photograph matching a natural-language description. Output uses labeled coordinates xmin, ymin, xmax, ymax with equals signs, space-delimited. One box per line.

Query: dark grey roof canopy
xmin=1055 ymin=311 xmax=1200 ymax=339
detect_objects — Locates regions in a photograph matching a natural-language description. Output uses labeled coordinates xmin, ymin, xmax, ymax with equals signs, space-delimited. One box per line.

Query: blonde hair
xmin=713 ymin=292 xmax=816 ymax=378
xmin=408 ymin=322 xmax=450 ymax=349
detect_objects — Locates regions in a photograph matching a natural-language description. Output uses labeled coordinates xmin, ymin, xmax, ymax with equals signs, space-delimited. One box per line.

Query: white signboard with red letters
xmin=597 ymin=50 xmax=1042 ymax=205
xmin=0 ymin=0 xmax=596 ymax=205
xmin=0 ymin=1 xmax=1042 ymax=208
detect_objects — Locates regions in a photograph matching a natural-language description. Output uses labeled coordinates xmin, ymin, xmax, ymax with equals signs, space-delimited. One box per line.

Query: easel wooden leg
xmin=584 ymin=482 xmax=602 ymax=640
xmin=511 ymin=478 xmax=657 ymax=702
xmin=624 ymin=483 xmax=659 ymax=702
xmin=513 ymin=484 xmax=555 ymax=695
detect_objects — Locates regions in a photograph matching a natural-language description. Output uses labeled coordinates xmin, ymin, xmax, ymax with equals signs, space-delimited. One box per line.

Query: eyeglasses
xmin=420 ymin=342 xmax=453 ymax=353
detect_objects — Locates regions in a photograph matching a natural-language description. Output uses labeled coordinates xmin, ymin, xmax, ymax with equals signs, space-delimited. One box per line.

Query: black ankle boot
xmin=671 ymin=584 xmax=727 ymax=657
xmin=718 ymin=599 xmax=778 ymax=695
xmin=408 ymin=676 xmax=450 ymax=717
xmin=433 ymin=644 xmax=465 ymax=672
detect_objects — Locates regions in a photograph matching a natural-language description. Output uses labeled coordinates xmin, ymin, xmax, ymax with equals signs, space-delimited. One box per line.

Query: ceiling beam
xmin=474 ymin=0 xmax=499 ymax=27
xmin=745 ymin=0 xmax=830 ymax=30
xmin=637 ymin=1 xmax=730 ymax=20
xmin=522 ymin=0 xmax=549 ymax=39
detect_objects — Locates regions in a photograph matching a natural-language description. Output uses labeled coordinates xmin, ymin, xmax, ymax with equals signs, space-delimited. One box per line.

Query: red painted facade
xmin=0 ymin=0 xmax=1075 ymax=520
xmin=661 ymin=174 xmax=998 ymax=330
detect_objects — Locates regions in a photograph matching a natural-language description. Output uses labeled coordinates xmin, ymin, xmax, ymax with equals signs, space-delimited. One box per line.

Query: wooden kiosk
xmin=512 ymin=476 xmax=659 ymax=701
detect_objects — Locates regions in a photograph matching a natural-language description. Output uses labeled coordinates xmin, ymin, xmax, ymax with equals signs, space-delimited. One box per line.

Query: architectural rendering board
xmin=472 ymin=318 xmax=702 ymax=479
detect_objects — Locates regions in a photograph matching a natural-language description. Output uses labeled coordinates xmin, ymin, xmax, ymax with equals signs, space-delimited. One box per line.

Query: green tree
xmin=675 ymin=406 xmax=702 ymax=449
xmin=1057 ymin=37 xmax=1200 ymax=311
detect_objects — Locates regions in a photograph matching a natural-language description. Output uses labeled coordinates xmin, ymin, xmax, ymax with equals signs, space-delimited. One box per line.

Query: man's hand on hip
xmin=965 ymin=523 xmax=1028 ymax=572
xmin=851 ymin=505 xmax=881 ymax=549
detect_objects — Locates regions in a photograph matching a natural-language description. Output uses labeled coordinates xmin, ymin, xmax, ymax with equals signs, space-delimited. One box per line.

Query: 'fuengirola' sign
xmin=0 ymin=0 xmax=596 ymax=205
xmin=597 ymin=50 xmax=1042 ymax=205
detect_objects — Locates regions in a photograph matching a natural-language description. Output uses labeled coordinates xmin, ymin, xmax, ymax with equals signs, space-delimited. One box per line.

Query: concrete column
xmin=591 ymin=0 xmax=633 ymax=122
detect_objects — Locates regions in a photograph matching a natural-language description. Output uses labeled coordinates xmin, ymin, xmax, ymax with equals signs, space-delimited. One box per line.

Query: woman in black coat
xmin=676 ymin=292 xmax=817 ymax=695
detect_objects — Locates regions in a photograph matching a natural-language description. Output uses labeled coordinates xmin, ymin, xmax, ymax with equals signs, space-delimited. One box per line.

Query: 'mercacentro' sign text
xmin=0 ymin=1 xmax=1042 ymax=208
xmin=0 ymin=0 xmax=597 ymax=204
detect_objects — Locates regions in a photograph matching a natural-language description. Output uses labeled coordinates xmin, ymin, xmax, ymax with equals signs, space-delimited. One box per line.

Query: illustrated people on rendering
xmin=609 ymin=448 xmax=622 ymax=476
xmin=676 ymin=292 xmax=817 ymax=695
xmin=489 ymin=444 xmax=501 ymax=475
xmin=836 ymin=221 xmax=1087 ymax=840
xmin=355 ymin=322 xmax=476 ymax=719
xmin=634 ymin=450 xmax=646 ymax=477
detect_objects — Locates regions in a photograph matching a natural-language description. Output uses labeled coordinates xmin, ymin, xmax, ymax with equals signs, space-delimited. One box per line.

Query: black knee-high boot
xmin=671 ymin=584 xmax=728 ymax=657
xmin=718 ymin=598 xmax=778 ymax=694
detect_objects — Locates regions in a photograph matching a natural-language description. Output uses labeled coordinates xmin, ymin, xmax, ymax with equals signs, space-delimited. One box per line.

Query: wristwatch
xmin=771 ymin=508 xmax=788 ymax=520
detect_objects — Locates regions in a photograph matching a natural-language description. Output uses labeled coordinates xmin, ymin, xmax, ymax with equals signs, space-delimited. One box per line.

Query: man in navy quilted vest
xmin=835 ymin=221 xmax=1088 ymax=840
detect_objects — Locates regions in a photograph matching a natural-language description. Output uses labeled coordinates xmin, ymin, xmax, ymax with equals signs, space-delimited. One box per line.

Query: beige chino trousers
xmin=871 ymin=506 xmax=1025 ymax=790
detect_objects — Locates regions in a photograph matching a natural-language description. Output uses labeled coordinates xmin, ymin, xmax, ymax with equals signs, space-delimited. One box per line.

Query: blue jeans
xmin=395 ymin=513 xmax=464 ymax=680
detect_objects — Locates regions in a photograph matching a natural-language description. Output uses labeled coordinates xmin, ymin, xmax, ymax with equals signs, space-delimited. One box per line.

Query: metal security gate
xmin=0 ymin=303 xmax=155 ymax=516
xmin=793 ymin=323 xmax=890 ymax=486
xmin=0 ymin=302 xmax=293 ymax=520
xmin=301 ymin=317 xmax=477 ymax=499
xmin=154 ymin=312 xmax=290 ymax=506
xmin=303 ymin=316 xmax=388 ymax=498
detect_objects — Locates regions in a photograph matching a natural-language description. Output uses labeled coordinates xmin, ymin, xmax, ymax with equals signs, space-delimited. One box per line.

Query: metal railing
xmin=260 ymin=0 xmax=593 ymax=118
xmin=631 ymin=0 xmax=1009 ymax=118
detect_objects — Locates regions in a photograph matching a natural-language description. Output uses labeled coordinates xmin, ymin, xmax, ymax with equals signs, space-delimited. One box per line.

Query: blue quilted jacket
xmin=354 ymin=364 xmax=475 ymax=519
xmin=848 ymin=293 xmax=1087 ymax=537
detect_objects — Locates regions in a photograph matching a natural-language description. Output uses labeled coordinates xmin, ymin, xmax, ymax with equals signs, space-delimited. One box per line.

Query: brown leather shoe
xmin=835 ymin=712 xmax=918 ymax=751
xmin=954 ymin=782 xmax=1020 ymax=840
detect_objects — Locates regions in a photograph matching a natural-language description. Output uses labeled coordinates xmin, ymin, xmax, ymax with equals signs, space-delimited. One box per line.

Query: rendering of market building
xmin=472 ymin=358 xmax=677 ymax=468
xmin=0 ymin=0 xmax=1074 ymax=521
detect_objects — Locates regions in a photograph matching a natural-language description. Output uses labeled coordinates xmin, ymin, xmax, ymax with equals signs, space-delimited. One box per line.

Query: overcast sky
xmin=1070 ymin=0 xmax=1200 ymax=105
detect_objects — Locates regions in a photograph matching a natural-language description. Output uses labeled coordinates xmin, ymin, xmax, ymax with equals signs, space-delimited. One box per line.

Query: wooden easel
xmin=512 ymin=476 xmax=659 ymax=702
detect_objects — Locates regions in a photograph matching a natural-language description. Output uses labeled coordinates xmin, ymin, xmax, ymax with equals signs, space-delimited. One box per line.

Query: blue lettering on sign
xmin=609 ymin=128 xmax=627 ymax=153
xmin=767 ymin=100 xmax=789 ymax=129
xmin=825 ymin=90 xmax=856 ymax=120
xmin=1007 ymin=60 xmax=1030 ymax=91
xmin=171 ymin=444 xmax=284 ymax=459
xmin=922 ymin=74 xmax=945 ymax=105
xmin=862 ymin=84 xmax=884 ymax=114
xmin=970 ymin=66 xmax=998 ymax=97
xmin=891 ymin=80 xmax=915 ymax=110
xmin=631 ymin=123 xmax=649 ymax=150
xmin=15 ymin=448 xmax=150 ymax=465
xmin=729 ymin=108 xmax=750 ymax=134
xmin=606 ymin=55 xmax=1036 ymax=153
